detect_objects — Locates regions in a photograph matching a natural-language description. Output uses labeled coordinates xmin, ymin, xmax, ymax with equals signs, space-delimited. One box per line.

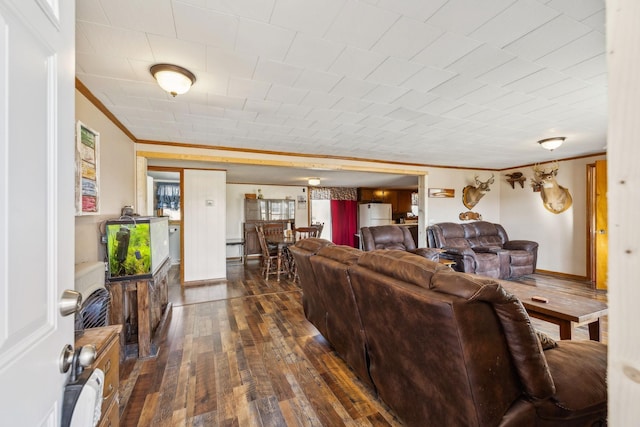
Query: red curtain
xmin=331 ymin=200 xmax=358 ymax=247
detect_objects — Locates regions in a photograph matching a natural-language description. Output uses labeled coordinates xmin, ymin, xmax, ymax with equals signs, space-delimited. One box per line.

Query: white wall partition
xmin=183 ymin=170 xmax=227 ymax=281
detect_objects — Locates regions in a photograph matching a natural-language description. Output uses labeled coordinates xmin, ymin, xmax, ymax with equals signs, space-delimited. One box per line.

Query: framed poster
xmin=76 ymin=121 xmax=100 ymax=214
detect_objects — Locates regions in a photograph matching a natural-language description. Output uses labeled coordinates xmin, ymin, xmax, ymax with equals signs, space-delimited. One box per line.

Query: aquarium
xmin=105 ymin=216 xmax=169 ymax=281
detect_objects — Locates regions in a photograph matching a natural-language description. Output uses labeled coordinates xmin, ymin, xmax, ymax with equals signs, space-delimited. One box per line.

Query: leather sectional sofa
xmin=289 ymin=240 xmax=607 ymax=427
xmin=427 ymin=221 xmax=539 ymax=279
xmin=360 ymin=224 xmax=441 ymax=260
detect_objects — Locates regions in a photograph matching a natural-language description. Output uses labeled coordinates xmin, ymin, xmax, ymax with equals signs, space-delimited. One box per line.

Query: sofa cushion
xmin=509 ymin=250 xmax=534 ymax=266
xmin=356 ymin=250 xmax=447 ymax=290
xmin=535 ymin=340 xmax=607 ymax=423
xmin=316 ymin=245 xmax=361 ymax=265
xmin=431 ymin=270 xmax=555 ymax=400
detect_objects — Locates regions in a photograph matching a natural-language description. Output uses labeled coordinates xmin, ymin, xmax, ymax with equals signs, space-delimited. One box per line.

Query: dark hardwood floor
xmin=118 ymin=259 xmax=607 ymax=426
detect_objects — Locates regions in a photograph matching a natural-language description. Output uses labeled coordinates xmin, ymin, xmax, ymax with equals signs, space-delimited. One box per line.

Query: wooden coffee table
xmin=500 ymin=280 xmax=608 ymax=341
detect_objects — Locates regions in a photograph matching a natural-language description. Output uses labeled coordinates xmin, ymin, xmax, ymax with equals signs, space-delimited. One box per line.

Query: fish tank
xmin=105 ymin=216 xmax=169 ymax=281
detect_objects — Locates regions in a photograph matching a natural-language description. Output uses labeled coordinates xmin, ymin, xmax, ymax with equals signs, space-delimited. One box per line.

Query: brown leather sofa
xmin=291 ymin=242 xmax=607 ymax=427
xmin=360 ymin=225 xmax=441 ymax=261
xmin=427 ymin=221 xmax=538 ymax=279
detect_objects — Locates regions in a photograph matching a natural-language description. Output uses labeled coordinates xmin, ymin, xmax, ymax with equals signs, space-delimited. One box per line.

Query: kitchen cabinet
xmin=358 ymin=189 xmax=415 ymax=215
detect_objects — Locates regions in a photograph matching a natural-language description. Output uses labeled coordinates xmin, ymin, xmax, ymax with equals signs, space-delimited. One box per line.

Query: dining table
xmin=266 ymin=234 xmax=296 ymax=281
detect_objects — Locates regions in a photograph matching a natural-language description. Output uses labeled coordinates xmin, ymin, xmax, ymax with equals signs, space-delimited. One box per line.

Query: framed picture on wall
xmin=75 ymin=121 xmax=100 ymax=215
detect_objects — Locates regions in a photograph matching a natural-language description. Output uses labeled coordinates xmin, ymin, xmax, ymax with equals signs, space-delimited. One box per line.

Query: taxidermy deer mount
xmin=462 ymin=174 xmax=494 ymax=210
xmin=531 ymin=162 xmax=573 ymax=214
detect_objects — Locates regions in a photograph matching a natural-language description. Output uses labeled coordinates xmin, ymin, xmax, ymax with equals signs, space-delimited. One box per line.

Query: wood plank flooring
xmin=118 ymin=261 xmax=607 ymax=426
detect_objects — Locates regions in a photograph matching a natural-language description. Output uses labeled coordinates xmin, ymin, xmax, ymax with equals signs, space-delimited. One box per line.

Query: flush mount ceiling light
xmin=150 ymin=64 xmax=196 ymax=97
xmin=308 ymin=178 xmax=321 ymax=186
xmin=538 ymin=137 xmax=566 ymax=151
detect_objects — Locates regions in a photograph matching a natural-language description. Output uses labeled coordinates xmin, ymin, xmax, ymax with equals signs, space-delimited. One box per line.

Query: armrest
xmin=409 ymin=247 xmax=442 ymax=261
xmin=504 ymin=240 xmax=538 ymax=252
xmin=472 ymin=246 xmax=504 ymax=254
xmin=441 ymin=247 xmax=475 ymax=257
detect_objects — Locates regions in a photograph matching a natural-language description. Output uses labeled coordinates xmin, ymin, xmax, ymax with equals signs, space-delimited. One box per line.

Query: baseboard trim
xmin=535 ymin=269 xmax=589 ymax=282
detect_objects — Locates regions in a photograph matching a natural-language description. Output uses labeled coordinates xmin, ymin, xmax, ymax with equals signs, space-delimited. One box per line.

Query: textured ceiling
xmin=77 ymin=0 xmax=607 ymax=176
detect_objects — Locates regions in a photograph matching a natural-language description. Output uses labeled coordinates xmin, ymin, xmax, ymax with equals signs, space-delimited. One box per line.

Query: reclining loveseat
xmin=360 ymin=224 xmax=441 ymax=260
xmin=427 ymin=221 xmax=538 ymax=279
xmin=290 ymin=241 xmax=607 ymax=427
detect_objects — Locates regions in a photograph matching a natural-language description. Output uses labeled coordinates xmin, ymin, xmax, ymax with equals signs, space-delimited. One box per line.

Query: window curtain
xmin=156 ymin=183 xmax=180 ymax=210
xmin=330 ymin=200 xmax=358 ymax=247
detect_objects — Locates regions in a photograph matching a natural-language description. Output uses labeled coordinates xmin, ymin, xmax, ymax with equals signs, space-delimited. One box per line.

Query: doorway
xmin=587 ymin=160 xmax=608 ymax=290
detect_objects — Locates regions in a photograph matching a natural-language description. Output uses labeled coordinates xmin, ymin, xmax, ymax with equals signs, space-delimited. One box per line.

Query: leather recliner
xmin=427 ymin=221 xmax=538 ymax=279
xmin=360 ymin=225 xmax=441 ymax=261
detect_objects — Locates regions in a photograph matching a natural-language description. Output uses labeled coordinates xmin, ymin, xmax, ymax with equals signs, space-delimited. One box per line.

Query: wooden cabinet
xmin=75 ymin=325 xmax=122 ymax=427
xmin=245 ymin=199 xmax=295 ymax=221
xmin=358 ymin=188 xmax=415 ymax=215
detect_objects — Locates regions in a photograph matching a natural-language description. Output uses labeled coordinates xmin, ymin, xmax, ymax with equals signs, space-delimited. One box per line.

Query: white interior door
xmin=0 ymin=0 xmax=76 ymax=425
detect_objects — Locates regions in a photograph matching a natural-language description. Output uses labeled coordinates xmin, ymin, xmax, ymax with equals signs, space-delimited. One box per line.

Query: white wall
xmin=183 ymin=169 xmax=226 ymax=281
xmin=75 ymin=90 xmax=136 ymax=264
xmin=500 ymin=155 xmax=605 ymax=276
xmin=425 ymin=167 xmax=501 ymax=225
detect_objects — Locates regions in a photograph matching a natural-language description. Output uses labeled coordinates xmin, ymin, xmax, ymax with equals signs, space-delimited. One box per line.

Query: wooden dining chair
xmin=311 ymin=222 xmax=324 ymax=238
xmin=294 ymin=226 xmax=319 ymax=240
xmin=256 ymin=225 xmax=280 ymax=280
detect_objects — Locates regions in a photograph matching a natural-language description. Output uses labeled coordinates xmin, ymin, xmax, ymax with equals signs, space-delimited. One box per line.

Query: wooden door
xmin=0 ymin=0 xmax=75 ymax=424
xmin=595 ymin=160 xmax=608 ymax=289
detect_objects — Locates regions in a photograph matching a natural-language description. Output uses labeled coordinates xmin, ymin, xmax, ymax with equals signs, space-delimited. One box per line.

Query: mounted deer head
xmin=462 ymin=174 xmax=494 ymax=209
xmin=531 ymin=162 xmax=573 ymax=214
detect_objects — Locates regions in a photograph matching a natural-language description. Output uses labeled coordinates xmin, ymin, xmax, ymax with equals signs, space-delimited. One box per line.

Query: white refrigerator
xmin=358 ymin=203 xmax=393 ymax=230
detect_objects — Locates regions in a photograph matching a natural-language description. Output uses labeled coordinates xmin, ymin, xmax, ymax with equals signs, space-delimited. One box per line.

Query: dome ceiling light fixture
xmin=308 ymin=178 xmax=321 ymax=186
xmin=150 ymin=64 xmax=196 ymax=97
xmin=538 ymin=137 xmax=566 ymax=151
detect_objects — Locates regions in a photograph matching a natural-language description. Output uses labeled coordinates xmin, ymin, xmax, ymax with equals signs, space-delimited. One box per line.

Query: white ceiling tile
xmin=76 ymin=28 xmax=94 ymax=55
xmin=224 ymin=109 xmax=258 ymax=121
xmin=561 ymin=53 xmax=606 ymax=81
xmin=266 ymin=85 xmax=309 ymax=104
xmin=500 ymin=96 xmax=551 ymax=114
xmin=532 ymin=78 xmax=587 ymax=100
xmin=457 ymin=84 xmax=512 ymax=104
xmin=392 ymin=90 xmax=437 ymax=110
xmin=385 ymin=107 xmax=422 ymax=121
xmin=204 ymin=0 xmax=276 ymax=22
xmin=305 ymin=109 xmax=343 ymax=122
xmin=277 ymin=103 xmax=313 ymax=117
xmin=188 ymin=103 xmax=226 ymax=117
xmin=253 ymin=59 xmax=303 ymax=86
xmin=284 ymin=33 xmax=345 ymax=70
xmin=446 ymin=44 xmax=515 ymax=77
xmin=401 ymin=67 xmax=457 ymax=92
xmin=235 ymin=19 xmax=296 ymax=61
xmin=325 ymin=1 xmax=399 ymax=50
xmin=207 ymin=94 xmax=246 ymax=109
xmin=504 ymin=15 xmax=591 ymax=61
xmin=174 ymin=3 xmax=238 ymax=50
xmin=244 ymin=99 xmax=282 ymax=114
xmin=445 ymin=103 xmax=489 ymax=119
xmin=99 ymin=0 xmax=176 ymax=36
xmin=329 ymin=46 xmax=387 ymax=80
xmin=76 ymin=53 xmax=138 ymax=80
xmin=535 ymin=31 xmax=604 ymax=71
xmin=371 ymin=16 xmax=443 ymax=59
xmin=270 ymin=0 xmax=347 ymax=37
xmin=375 ymin=0 xmax=447 ymax=21
xmin=78 ymin=22 xmax=153 ymax=61
xmin=470 ymin=0 xmax=559 ymax=48
xmin=412 ymin=31 xmax=482 ymax=69
xmin=366 ymin=57 xmax=424 ymax=86
xmin=430 ymin=75 xmax=486 ymax=99
xmin=205 ymin=47 xmax=257 ymax=79
xmin=581 ymin=9 xmax=605 ymax=33
xmin=476 ymin=58 xmax=542 ymax=87
xmin=293 ymin=69 xmax=342 ymax=92
xmin=359 ymin=103 xmax=398 ymax=117
xmin=299 ymin=91 xmax=342 ymax=109
xmin=77 ymin=0 xmax=110 ymax=25
xmin=409 ymin=113 xmax=442 ymax=127
xmin=332 ymin=97 xmax=372 ymax=113
xmin=420 ymin=97 xmax=464 ymax=115
xmin=362 ymin=84 xmax=408 ymax=103
xmin=148 ymin=34 xmax=207 ymax=70
xmin=426 ymin=0 xmax=515 ymax=35
xmin=504 ymin=68 xmax=567 ymax=93
xmin=545 ymin=0 xmax=604 ymax=21
xmin=227 ymin=77 xmax=270 ymax=99
xmin=334 ymin=111 xmax=367 ymax=124
xmin=330 ymin=77 xmax=378 ymax=98
xmin=358 ymin=115 xmax=393 ymax=128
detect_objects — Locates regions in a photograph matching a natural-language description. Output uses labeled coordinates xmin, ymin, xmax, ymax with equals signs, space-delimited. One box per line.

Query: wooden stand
xmin=107 ymin=258 xmax=172 ymax=359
